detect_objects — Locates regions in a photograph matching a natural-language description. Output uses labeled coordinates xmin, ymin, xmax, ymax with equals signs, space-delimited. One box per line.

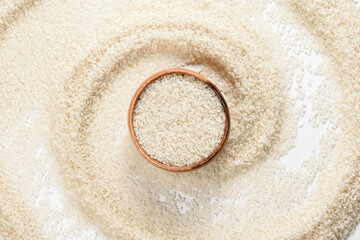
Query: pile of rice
xmin=132 ymin=73 xmax=226 ymax=167
xmin=0 ymin=0 xmax=359 ymax=239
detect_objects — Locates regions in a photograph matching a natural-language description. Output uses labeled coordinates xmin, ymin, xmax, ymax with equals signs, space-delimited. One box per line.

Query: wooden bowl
xmin=128 ymin=68 xmax=230 ymax=172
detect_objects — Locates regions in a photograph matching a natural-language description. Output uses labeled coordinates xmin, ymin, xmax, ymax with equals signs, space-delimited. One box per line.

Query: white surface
xmin=45 ymin=1 xmax=360 ymax=238
xmin=349 ymin=224 xmax=360 ymax=240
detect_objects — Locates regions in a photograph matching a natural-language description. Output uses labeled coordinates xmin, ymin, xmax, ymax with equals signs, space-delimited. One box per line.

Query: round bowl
xmin=128 ymin=68 xmax=230 ymax=172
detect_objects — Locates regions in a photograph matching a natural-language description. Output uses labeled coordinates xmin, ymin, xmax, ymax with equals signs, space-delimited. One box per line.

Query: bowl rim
xmin=128 ymin=68 xmax=230 ymax=172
